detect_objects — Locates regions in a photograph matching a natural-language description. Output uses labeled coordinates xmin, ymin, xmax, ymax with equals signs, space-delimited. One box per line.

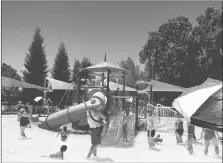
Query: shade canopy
xmin=172 ymin=78 xmax=222 ymax=132
xmin=1 ymin=76 xmax=46 ymax=90
xmin=138 ymin=79 xmax=185 ymax=92
xmin=178 ymin=78 xmax=221 ymax=98
xmin=46 ymin=77 xmax=75 ymax=90
xmin=191 ymin=88 xmax=222 ymax=132
xmin=84 ymin=62 xmax=126 ymax=73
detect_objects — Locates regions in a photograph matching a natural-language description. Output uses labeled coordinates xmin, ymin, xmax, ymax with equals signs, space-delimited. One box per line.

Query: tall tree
xmin=192 ymin=7 xmax=222 ymax=80
xmin=52 ymin=41 xmax=71 ymax=82
xmin=72 ymin=59 xmax=81 ymax=84
xmin=22 ymin=27 xmax=48 ymax=101
xmin=139 ymin=7 xmax=222 ymax=88
xmin=80 ymin=57 xmax=93 ymax=80
xmin=118 ymin=57 xmax=143 ymax=88
xmin=51 ymin=42 xmax=71 ymax=107
xmin=1 ymin=63 xmax=22 ymax=101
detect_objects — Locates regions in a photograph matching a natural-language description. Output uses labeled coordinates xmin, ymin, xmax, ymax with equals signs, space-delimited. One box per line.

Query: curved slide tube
xmin=39 ymin=90 xmax=107 ymax=130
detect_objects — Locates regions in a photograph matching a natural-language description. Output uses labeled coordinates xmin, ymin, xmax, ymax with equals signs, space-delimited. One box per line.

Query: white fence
xmin=144 ymin=103 xmax=183 ymax=118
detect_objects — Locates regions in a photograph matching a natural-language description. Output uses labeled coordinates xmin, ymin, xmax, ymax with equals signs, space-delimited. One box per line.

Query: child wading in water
xmin=146 ymin=109 xmax=156 ymax=149
xmin=49 ymin=145 xmax=67 ymax=159
xmin=174 ymin=113 xmax=184 ymax=144
xmin=184 ymin=121 xmax=196 ymax=154
xmin=57 ymin=126 xmax=69 ymax=142
xmin=18 ymin=107 xmax=30 ymax=138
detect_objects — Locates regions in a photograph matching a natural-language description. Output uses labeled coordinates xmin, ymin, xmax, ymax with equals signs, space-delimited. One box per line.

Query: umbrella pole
xmin=136 ymin=93 xmax=139 ymax=127
xmin=78 ymin=70 xmax=81 ymax=104
xmin=106 ymin=68 xmax=110 ymax=119
xmin=122 ymin=71 xmax=126 ymax=114
xmin=102 ymin=72 xmax=104 ymax=87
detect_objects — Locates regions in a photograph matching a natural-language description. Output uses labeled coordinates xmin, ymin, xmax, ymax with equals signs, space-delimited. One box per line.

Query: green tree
xmin=72 ymin=59 xmax=81 ymax=84
xmin=139 ymin=7 xmax=222 ymax=88
xmin=80 ymin=57 xmax=93 ymax=79
xmin=118 ymin=57 xmax=143 ymax=88
xmin=52 ymin=41 xmax=71 ymax=82
xmin=192 ymin=7 xmax=222 ymax=80
xmin=1 ymin=63 xmax=22 ymax=101
xmin=22 ymin=27 xmax=48 ymax=101
xmin=50 ymin=42 xmax=71 ymax=107
xmin=140 ymin=16 xmax=193 ymax=87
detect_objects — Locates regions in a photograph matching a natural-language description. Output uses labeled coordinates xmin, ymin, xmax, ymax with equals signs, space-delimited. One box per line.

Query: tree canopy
xmin=139 ymin=7 xmax=222 ymax=88
xmin=52 ymin=41 xmax=71 ymax=82
xmin=22 ymin=27 xmax=48 ymax=102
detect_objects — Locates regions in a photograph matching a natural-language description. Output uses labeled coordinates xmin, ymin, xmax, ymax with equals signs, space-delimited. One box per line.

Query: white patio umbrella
xmin=172 ymin=79 xmax=222 ymax=125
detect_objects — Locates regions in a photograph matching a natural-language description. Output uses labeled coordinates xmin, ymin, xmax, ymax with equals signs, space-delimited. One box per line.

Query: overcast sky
xmin=2 ymin=1 xmax=221 ymax=75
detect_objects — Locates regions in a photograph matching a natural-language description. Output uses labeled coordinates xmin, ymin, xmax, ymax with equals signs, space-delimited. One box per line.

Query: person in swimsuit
xmin=86 ymin=98 xmax=106 ymax=159
xmin=174 ymin=113 xmax=184 ymax=144
xmin=200 ymin=128 xmax=220 ymax=156
xmin=154 ymin=134 xmax=163 ymax=143
xmin=19 ymin=108 xmax=30 ymax=138
xmin=57 ymin=126 xmax=69 ymax=142
xmin=184 ymin=121 xmax=195 ymax=154
xmin=50 ymin=145 xmax=67 ymax=159
xmin=25 ymin=102 xmax=32 ymax=128
xmin=146 ymin=109 xmax=156 ymax=148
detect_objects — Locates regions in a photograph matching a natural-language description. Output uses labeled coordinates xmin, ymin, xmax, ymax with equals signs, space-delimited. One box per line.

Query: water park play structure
xmin=2 ymin=60 xmax=188 ymax=147
xmin=37 ymin=61 xmax=138 ymax=147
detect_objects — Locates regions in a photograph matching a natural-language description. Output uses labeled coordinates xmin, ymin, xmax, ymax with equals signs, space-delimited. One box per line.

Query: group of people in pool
xmin=16 ymin=97 xmax=221 ymax=160
xmin=145 ymin=107 xmax=221 ymax=156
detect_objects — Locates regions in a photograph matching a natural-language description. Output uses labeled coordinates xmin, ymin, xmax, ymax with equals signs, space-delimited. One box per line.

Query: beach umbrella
xmin=172 ymin=78 xmax=222 ymax=132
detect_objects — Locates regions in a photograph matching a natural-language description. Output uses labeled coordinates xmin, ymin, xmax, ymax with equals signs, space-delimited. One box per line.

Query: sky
xmin=2 ymin=1 xmax=221 ymax=76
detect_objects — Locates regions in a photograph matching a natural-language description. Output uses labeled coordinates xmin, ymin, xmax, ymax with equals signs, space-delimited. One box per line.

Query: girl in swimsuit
xmin=19 ymin=108 xmax=30 ymax=138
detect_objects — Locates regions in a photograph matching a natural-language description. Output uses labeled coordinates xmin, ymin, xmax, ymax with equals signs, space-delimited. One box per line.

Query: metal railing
xmin=140 ymin=103 xmax=183 ymax=118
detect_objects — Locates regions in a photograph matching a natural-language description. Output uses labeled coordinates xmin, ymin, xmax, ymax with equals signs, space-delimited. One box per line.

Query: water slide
xmin=39 ymin=90 xmax=107 ymax=130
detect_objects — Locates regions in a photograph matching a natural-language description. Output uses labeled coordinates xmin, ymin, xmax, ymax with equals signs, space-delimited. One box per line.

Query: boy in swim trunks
xmin=57 ymin=126 xmax=69 ymax=142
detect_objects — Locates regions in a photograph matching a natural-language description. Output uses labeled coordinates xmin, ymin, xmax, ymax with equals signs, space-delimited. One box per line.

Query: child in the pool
xmin=174 ymin=113 xmax=184 ymax=144
xmin=50 ymin=145 xmax=67 ymax=159
xmin=57 ymin=126 xmax=69 ymax=142
xmin=154 ymin=134 xmax=163 ymax=143
xmin=184 ymin=121 xmax=195 ymax=154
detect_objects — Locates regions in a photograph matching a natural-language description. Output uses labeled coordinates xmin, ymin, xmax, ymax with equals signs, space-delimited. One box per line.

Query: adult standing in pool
xmin=86 ymin=91 xmax=107 ymax=159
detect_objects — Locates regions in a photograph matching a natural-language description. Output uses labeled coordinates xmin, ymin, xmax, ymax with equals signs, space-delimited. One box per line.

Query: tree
xmin=22 ymin=27 xmax=48 ymax=102
xmin=80 ymin=57 xmax=93 ymax=80
xmin=1 ymin=63 xmax=22 ymax=102
xmin=72 ymin=59 xmax=81 ymax=84
xmin=192 ymin=7 xmax=222 ymax=80
xmin=52 ymin=41 xmax=71 ymax=82
xmin=50 ymin=42 xmax=71 ymax=107
xmin=139 ymin=16 xmax=194 ymax=87
xmin=118 ymin=57 xmax=143 ymax=88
